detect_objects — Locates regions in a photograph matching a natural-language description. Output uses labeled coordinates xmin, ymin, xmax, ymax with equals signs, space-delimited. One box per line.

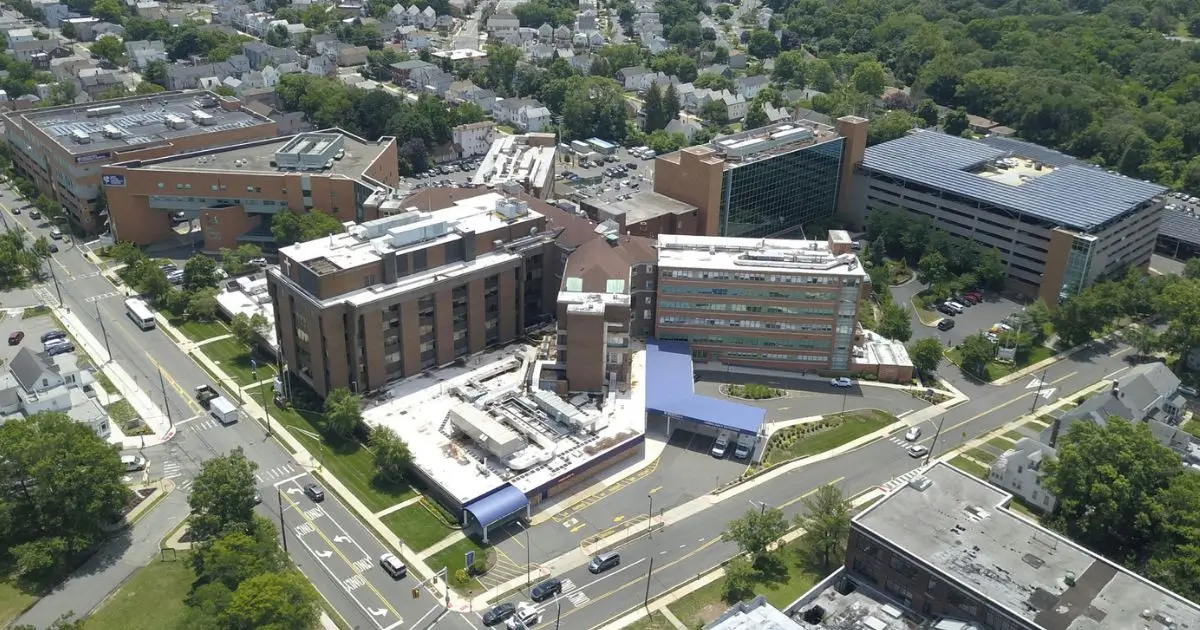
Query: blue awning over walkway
xmin=645 ymin=339 xmax=766 ymax=435
xmin=463 ymin=483 xmax=529 ymax=529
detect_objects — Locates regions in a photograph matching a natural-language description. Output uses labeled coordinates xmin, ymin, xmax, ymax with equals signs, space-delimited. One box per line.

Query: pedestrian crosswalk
xmin=179 ymin=478 xmax=193 ymax=492
xmin=161 ymin=460 xmax=184 ymax=479
xmin=560 ymin=578 xmax=589 ymax=607
xmin=887 ymin=436 xmax=914 ymax=447
xmin=85 ymin=291 xmax=120 ymax=303
xmin=187 ymin=418 xmax=222 ymax=433
xmin=255 ymin=464 xmax=298 ymax=485
xmin=881 ymin=468 xmax=927 ymax=493
xmin=34 ymin=286 xmax=58 ymax=307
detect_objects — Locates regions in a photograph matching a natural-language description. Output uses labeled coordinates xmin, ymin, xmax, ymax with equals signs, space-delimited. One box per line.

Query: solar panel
xmin=861 ymin=131 xmax=1167 ymax=231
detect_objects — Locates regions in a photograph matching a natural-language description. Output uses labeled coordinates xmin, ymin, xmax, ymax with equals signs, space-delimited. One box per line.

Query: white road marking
xmin=1104 ymin=366 xmax=1131 ymax=380
xmin=897 ymin=409 xmax=914 ymax=419
xmin=273 ymin=472 xmax=308 ymax=487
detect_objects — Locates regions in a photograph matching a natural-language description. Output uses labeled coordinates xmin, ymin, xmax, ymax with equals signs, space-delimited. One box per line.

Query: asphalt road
xmin=0 ymin=192 xmax=477 ymax=630
xmin=487 ymin=336 xmax=1139 ymax=628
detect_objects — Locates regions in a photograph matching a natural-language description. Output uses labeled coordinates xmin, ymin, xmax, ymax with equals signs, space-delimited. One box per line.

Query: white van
xmin=734 ymin=434 xmax=756 ymax=459
xmin=711 ymin=431 xmax=731 ymax=458
xmin=209 ymin=396 xmax=238 ymax=425
xmin=121 ymin=454 xmax=147 ymax=472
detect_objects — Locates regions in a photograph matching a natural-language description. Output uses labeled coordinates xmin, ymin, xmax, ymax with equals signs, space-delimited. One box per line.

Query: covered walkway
xmin=462 ymin=483 xmax=530 ymax=544
xmin=645 ymin=339 xmax=766 ymax=436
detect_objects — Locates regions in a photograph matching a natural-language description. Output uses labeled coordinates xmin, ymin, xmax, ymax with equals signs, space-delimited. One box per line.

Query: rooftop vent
xmin=85 ymin=104 xmax=121 ymax=117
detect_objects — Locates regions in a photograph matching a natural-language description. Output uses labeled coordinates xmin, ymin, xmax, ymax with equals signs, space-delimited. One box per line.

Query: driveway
xmin=693 ymin=371 xmax=929 ymax=424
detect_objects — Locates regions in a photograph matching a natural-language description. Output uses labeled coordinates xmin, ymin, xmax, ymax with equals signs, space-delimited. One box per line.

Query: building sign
xmin=76 ymin=152 xmax=112 ymax=164
xmin=101 ymin=174 xmax=126 ymax=187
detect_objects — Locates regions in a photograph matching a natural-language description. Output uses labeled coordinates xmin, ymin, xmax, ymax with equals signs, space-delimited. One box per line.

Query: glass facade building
xmin=720 ymin=137 xmax=845 ymax=238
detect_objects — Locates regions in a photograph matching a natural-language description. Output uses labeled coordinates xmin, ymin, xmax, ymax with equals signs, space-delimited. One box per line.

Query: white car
xmin=904 ymin=427 xmax=922 ymax=442
xmin=506 ymin=602 xmax=540 ymax=629
xmin=830 ymin=377 xmax=854 ymax=388
xmin=907 ymin=444 xmax=929 ymax=458
xmin=380 ymin=553 xmax=407 ymax=579
xmin=248 ymin=257 xmax=268 ymax=267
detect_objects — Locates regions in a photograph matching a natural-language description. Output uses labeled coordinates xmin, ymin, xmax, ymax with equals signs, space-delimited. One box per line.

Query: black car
xmin=937 ymin=304 xmax=956 ymax=316
xmin=937 ymin=318 xmax=956 ymax=331
xmin=482 ymin=603 xmax=516 ymax=626
xmin=303 ymin=483 xmax=325 ymax=502
xmin=531 ymin=577 xmax=563 ymax=602
xmin=40 ymin=330 xmax=67 ymax=343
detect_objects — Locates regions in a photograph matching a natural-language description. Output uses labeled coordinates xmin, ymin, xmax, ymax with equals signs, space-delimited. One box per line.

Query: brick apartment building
xmin=3 ymin=91 xmax=277 ymax=234
xmin=267 ymin=189 xmax=577 ymax=397
xmin=102 ymin=129 xmax=399 ymax=250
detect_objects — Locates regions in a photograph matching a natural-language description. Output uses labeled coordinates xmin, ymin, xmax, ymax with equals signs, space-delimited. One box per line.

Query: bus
xmin=125 ymin=298 xmax=156 ymax=330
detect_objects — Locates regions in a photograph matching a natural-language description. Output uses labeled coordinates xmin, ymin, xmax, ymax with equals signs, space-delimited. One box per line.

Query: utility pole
xmin=251 ymin=359 xmax=272 ymax=435
xmin=1030 ymin=367 xmax=1049 ymax=414
xmin=643 ymin=556 xmax=654 ymax=610
xmin=47 ymin=256 xmax=63 ymax=306
xmin=647 ymin=494 xmax=653 ymax=539
xmin=525 ymin=524 xmax=531 ymax=587
xmin=158 ymin=367 xmax=173 ymax=431
xmin=554 ymin=595 xmax=562 ymax=629
xmin=277 ymin=488 xmax=289 ymax=553
xmin=94 ymin=301 xmax=111 ymax=363
xmin=924 ymin=415 xmax=945 ymax=466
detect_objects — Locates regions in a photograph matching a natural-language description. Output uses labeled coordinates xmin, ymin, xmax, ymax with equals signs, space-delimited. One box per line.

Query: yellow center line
xmin=142 ymin=350 xmax=205 ymax=415
xmin=280 ymin=491 xmax=404 ymax=624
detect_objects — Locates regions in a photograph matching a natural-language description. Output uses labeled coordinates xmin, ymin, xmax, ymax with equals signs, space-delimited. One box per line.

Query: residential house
xmin=792 ymin=106 xmax=831 ymax=126
xmin=520 ymin=104 xmax=552 ymax=132
xmin=242 ymin=42 xmax=302 ymax=70
xmin=394 ymin=26 xmax=432 ymax=50
xmin=495 ymin=98 xmax=552 ymax=132
xmin=410 ymin=64 xmax=453 ymax=95
xmin=569 ymin=52 xmax=595 ymax=73
xmin=7 ymin=36 xmax=64 ymax=63
xmin=77 ymin=67 xmax=124 ymax=99
xmin=0 ymin=348 xmax=108 ymax=438
xmin=385 ymin=3 xmax=410 ymax=25
xmin=241 ymin=66 xmax=282 ymax=89
xmin=727 ymin=50 xmax=747 ymax=69
xmin=587 ymin=32 xmax=604 ymax=48
xmin=553 ymin=25 xmax=572 ymax=46
xmin=49 ymin=55 xmax=97 ymax=82
xmin=32 ymin=0 xmax=69 ymax=28
xmin=693 ymin=88 xmax=746 ymax=120
xmin=643 ymin=34 xmax=668 ymax=54
xmin=436 ymin=15 xmax=455 ymax=33
xmin=306 ymin=54 xmax=337 ymax=77
xmin=530 ymin=44 xmax=555 ymax=62
xmin=616 ymin=66 xmax=651 ymax=91
xmin=761 ymin=102 xmax=791 ymax=124
xmin=756 ymin=6 xmax=772 ymax=28
xmin=486 ymin=10 xmax=519 ymax=38
xmin=664 ymin=118 xmax=702 ymax=140
xmin=988 ymin=437 xmax=1058 ymax=513
xmin=572 ymin=32 xmax=589 ymax=48
xmin=453 ymin=121 xmax=496 ymax=158
xmin=699 ymin=63 xmax=731 ymax=79
xmin=125 ymin=40 xmax=167 ymax=70
xmin=536 ymin=24 xmax=552 ymax=42
xmin=577 ymin=9 xmax=597 ymax=32
xmin=556 ymin=48 xmax=574 ymax=62
xmin=165 ymin=55 xmax=250 ymax=90
xmin=418 ymin=5 xmax=437 ymax=29
xmin=389 ymin=59 xmax=434 ymax=84
xmin=735 ymin=74 xmax=768 ymax=100
xmin=135 ymin=0 xmax=162 ymax=18
xmin=3 ymin=27 xmax=37 ymax=44
xmin=91 ymin=22 xmax=125 ymax=40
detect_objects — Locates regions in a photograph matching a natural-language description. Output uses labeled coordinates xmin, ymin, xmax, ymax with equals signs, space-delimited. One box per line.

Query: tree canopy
xmin=188 ymin=447 xmax=260 ymax=541
xmin=270 ymin=210 xmax=347 ymax=247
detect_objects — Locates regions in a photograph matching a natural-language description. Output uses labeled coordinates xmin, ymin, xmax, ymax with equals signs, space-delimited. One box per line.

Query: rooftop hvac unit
xmin=101 ymin=124 xmax=122 ymax=139
xmin=70 ymin=129 xmax=91 ymax=144
xmin=164 ymin=114 xmax=187 ymax=130
xmin=192 ymin=110 xmax=215 ymax=126
xmin=85 ymin=104 xmax=121 ymax=117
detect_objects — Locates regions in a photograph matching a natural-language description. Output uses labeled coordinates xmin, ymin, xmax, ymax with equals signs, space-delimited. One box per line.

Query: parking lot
xmin=400 ymin=157 xmax=480 ymax=191
xmin=554 ymin=146 xmax=656 ymax=203
xmin=921 ymin=293 xmax=1028 ymax=346
xmin=0 ymin=310 xmax=83 ymax=365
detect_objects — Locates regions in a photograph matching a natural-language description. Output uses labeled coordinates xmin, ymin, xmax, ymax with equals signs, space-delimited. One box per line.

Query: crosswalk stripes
xmin=84 ymin=291 xmax=120 ymax=303
xmin=259 ymin=464 xmax=297 ymax=481
xmin=34 ymin=286 xmax=58 ymax=307
xmin=882 ymin=468 xmax=926 ymax=493
xmin=559 ymin=578 xmax=589 ymax=607
xmin=179 ymin=478 xmax=193 ymax=492
xmin=161 ymin=460 xmax=184 ymax=479
xmin=189 ymin=419 xmax=220 ymax=433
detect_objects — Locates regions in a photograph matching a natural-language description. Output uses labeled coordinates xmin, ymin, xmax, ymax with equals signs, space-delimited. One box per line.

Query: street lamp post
xmin=94 ymin=301 xmax=111 ymax=363
xmin=1030 ymin=367 xmax=1050 ymax=414
xmin=749 ymin=499 xmax=767 ymax=515
xmin=647 ymin=494 xmax=653 ymax=539
xmin=277 ymin=488 xmax=289 ymax=553
xmin=525 ymin=524 xmax=531 ymax=587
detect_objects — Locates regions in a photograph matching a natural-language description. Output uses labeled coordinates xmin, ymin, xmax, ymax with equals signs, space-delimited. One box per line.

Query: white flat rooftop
xmin=216 ymin=277 xmax=279 ymax=353
xmin=471 ymin=135 xmax=555 ymax=189
xmin=657 ymin=234 xmax=869 ymax=279
xmin=362 ymin=344 xmax=647 ymax=506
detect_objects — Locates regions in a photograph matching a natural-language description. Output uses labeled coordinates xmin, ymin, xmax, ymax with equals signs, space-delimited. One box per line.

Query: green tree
xmin=851 ymin=60 xmax=886 ymax=96
xmin=220 ymin=570 xmax=321 ymax=630
xmin=973 ymin=248 xmax=1006 ymax=290
xmin=270 ymin=211 xmax=346 ymax=247
xmin=1155 ymin=277 xmax=1200 ymax=359
xmin=89 ymin=35 xmax=127 ymax=65
xmin=720 ymin=557 xmax=757 ymax=602
xmin=1184 ymin=258 xmax=1200 ymax=280
xmin=0 ymin=412 xmax=131 ymax=583
xmin=1125 ymin=324 xmax=1160 ymax=357
xmin=186 ymin=287 xmax=220 ymax=321
xmin=743 ymin=99 xmax=768 ymax=130
xmin=143 ymin=59 xmax=167 ymax=87
xmin=795 ymin=484 xmax=852 ymax=572
xmin=694 ymin=72 xmax=734 ymax=92
xmin=1051 ymin=290 xmax=1103 ymax=348
xmin=914 ymin=98 xmax=939 ymax=127
xmin=917 ymin=250 xmax=951 ymax=285
xmin=1024 ymin=299 xmax=1051 ymax=342
xmin=90 ymin=0 xmax=125 ymax=24
xmin=1043 ymin=418 xmax=1181 ymax=565
xmin=662 ymin=83 xmax=681 ymax=124
xmin=561 ymin=76 xmax=628 ymax=142
xmin=230 ymin=312 xmax=269 ymax=348
xmin=721 ymin=506 xmax=788 ymax=566
xmin=700 ymin=99 xmax=728 ymax=125
xmin=908 ymin=337 xmax=945 ymax=374
xmin=869 ymin=235 xmax=887 ymax=266
xmin=183 ymin=255 xmax=219 ymax=292
xmin=193 ymin=520 xmax=288 ymax=592
xmin=323 ymin=388 xmax=363 ymax=439
xmin=868 ymin=110 xmax=918 ymax=145
xmin=370 ymin=426 xmax=413 ymax=485
xmin=957 ymin=333 xmax=995 ymax=377
xmin=187 ymin=447 xmax=260 ymax=541
xmin=642 ymin=81 xmax=667 ymax=132
xmin=942 ymin=108 xmax=969 ymax=136
xmin=877 ymin=302 xmax=912 ymax=342
xmin=747 ymin=29 xmax=780 ymax=58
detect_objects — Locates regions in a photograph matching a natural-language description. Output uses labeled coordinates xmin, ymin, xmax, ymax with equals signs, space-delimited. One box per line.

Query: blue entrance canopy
xmin=645 ymin=339 xmax=766 ymax=435
xmin=464 ymin=483 xmax=529 ymax=528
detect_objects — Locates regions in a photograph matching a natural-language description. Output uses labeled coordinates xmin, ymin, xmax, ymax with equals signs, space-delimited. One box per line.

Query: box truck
xmin=209 ymin=396 xmax=239 ymax=425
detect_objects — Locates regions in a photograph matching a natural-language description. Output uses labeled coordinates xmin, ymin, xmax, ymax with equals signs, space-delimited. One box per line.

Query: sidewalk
xmin=600 ymin=490 xmax=885 ymax=630
xmin=54 ymin=305 xmax=176 ymax=449
xmin=153 ymin=314 xmax=471 ymax=611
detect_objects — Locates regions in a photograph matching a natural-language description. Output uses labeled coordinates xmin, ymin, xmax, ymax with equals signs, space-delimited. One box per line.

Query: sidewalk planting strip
xmin=966 ymin=448 xmax=997 ymax=464
xmin=762 ymin=410 xmax=896 ymax=467
xmin=950 ymin=455 xmax=989 ymax=478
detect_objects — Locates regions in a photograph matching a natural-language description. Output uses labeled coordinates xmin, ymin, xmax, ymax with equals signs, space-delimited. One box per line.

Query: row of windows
xmin=658 ymin=333 xmax=831 ymax=350
xmin=662 ymin=268 xmax=844 ymax=285
xmin=724 ymin=350 xmax=827 ymax=363
xmin=659 ymin=315 xmax=835 ymax=333
xmin=661 ymin=285 xmax=842 ymax=306
xmin=658 ymin=298 xmax=839 ymax=314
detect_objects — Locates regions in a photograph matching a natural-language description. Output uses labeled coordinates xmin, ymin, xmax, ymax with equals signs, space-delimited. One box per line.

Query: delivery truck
xmin=209 ymin=396 xmax=239 ymax=425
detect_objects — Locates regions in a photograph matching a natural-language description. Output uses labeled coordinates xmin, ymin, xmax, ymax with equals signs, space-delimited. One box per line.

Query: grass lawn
xmin=381 ymin=501 xmax=454 ymax=552
xmin=428 ymin=537 xmax=489 ymax=593
xmin=106 ymin=399 xmax=150 ymax=434
xmin=1008 ymin=498 xmax=1042 ymax=521
xmin=199 ymin=337 xmax=275 ymax=387
xmin=966 ymin=448 xmax=996 ymax=464
xmin=668 ymin=538 xmax=819 ymax=628
xmin=0 ymin=579 xmax=38 ymax=628
xmin=269 ymin=405 xmax=416 ymax=513
xmin=763 ymin=410 xmax=895 ymax=467
xmin=1184 ymin=420 xmax=1200 ymax=440
xmin=986 ymin=436 xmax=1016 ymax=452
xmin=1003 ymin=430 xmax=1028 ymax=441
xmin=949 ymin=455 xmax=989 ymax=478
xmin=947 ymin=345 xmax=1056 ymax=381
xmin=85 ymin=555 xmax=194 ymax=630
xmin=172 ymin=318 xmax=228 ymax=343
xmin=93 ymin=371 xmax=116 ymax=395
xmin=21 ymin=306 xmax=49 ymax=319
xmin=624 ymin=612 xmax=676 ymax=629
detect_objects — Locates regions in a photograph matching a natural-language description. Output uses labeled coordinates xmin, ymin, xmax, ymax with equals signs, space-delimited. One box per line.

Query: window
xmin=643 ymin=309 xmax=650 ymax=319
xmin=157 ymin=182 xmax=164 ymax=189
xmin=211 ymin=184 xmax=219 ymax=191
xmin=949 ymin=591 xmax=979 ymax=616
xmin=927 ymin=578 xmax=938 ymax=592
xmin=644 ymin=296 xmax=651 ymax=305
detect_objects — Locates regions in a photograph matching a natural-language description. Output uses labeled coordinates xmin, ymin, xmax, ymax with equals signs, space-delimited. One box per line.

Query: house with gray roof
xmin=0 ymin=348 xmax=107 ymax=438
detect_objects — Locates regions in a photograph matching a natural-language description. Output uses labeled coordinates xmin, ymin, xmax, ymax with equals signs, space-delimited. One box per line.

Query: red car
xmin=8 ymin=331 xmax=24 ymax=345
xmin=965 ymin=291 xmax=982 ymax=301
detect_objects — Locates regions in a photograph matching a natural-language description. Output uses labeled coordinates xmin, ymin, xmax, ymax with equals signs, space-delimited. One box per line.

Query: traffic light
xmin=411 ymin=587 xmax=420 ymax=599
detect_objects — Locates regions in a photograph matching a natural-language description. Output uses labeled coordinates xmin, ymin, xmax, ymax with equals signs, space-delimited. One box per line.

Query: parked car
xmin=28 ymin=210 xmax=40 ymax=219
xmin=937 ymin=304 xmax=956 ymax=316
xmin=1180 ymin=385 xmax=1199 ymax=397
xmin=531 ymin=577 xmax=562 ymax=602
xmin=943 ymin=301 xmax=964 ymax=314
xmin=711 ymin=431 xmax=731 ymax=458
xmin=46 ymin=342 xmax=75 ymax=356
xmin=194 ymin=384 xmax=219 ymax=408
xmin=937 ymin=319 xmax=955 ymax=331
xmin=40 ymin=330 xmax=67 ymax=343
xmin=49 ymin=243 xmax=58 ymax=253
xmin=830 ymin=377 xmax=854 ymax=388
xmin=303 ymin=483 xmax=325 ymax=502
xmin=482 ymin=603 xmax=517 ymax=626
xmin=8 ymin=331 xmax=23 ymax=345
xmin=10 ymin=207 xmax=18 ymax=215
xmin=248 ymin=257 xmax=269 ymax=267
xmin=904 ymin=427 xmax=922 ymax=442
